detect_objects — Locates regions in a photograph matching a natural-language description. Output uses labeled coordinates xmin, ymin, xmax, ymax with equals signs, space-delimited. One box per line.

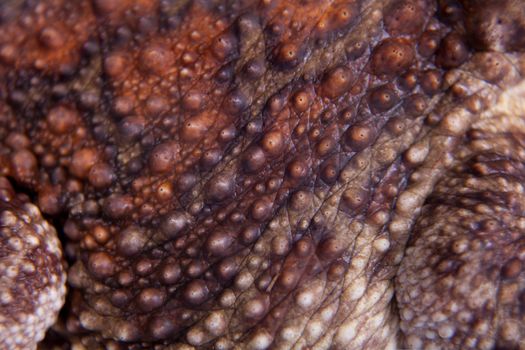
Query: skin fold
xmin=0 ymin=0 xmax=524 ymax=349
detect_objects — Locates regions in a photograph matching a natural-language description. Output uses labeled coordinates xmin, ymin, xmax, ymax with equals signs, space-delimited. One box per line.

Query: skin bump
xmin=0 ymin=0 xmax=524 ymax=349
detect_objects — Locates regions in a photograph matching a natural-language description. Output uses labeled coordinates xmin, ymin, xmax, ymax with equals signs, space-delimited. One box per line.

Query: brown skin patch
xmin=0 ymin=0 xmax=95 ymax=73
xmin=0 ymin=0 xmax=524 ymax=349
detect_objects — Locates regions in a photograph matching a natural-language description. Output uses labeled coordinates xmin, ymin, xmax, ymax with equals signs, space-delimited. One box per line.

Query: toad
xmin=0 ymin=0 xmax=524 ymax=349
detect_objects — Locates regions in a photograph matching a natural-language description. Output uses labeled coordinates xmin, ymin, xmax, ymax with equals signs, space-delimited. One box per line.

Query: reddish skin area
xmin=0 ymin=0 xmax=525 ymax=349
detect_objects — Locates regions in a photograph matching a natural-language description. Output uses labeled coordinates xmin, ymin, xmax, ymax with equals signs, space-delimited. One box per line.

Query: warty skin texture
xmin=0 ymin=0 xmax=524 ymax=349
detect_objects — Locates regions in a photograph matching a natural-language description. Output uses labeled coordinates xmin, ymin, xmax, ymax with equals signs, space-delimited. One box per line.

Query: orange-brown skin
xmin=0 ymin=0 xmax=525 ymax=349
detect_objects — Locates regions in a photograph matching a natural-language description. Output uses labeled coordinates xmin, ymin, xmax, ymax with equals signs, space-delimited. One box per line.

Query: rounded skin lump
xmin=0 ymin=0 xmax=524 ymax=349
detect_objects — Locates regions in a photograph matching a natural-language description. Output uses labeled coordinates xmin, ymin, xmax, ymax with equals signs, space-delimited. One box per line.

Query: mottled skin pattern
xmin=0 ymin=0 xmax=525 ymax=349
xmin=0 ymin=178 xmax=66 ymax=349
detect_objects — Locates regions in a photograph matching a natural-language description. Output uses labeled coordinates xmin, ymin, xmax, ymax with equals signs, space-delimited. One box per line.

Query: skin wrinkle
xmin=0 ymin=0 xmax=524 ymax=349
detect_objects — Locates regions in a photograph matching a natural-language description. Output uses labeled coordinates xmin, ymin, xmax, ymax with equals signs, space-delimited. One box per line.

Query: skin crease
xmin=0 ymin=0 xmax=524 ymax=349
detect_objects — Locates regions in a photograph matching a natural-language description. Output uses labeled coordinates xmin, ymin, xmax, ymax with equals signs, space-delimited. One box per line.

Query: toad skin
xmin=0 ymin=0 xmax=525 ymax=349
